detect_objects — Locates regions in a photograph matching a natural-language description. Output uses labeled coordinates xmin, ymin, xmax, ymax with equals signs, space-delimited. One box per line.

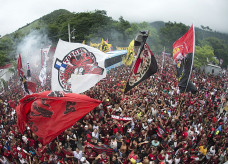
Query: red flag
xmin=173 ymin=25 xmax=194 ymax=64
xmin=17 ymin=54 xmax=23 ymax=78
xmin=26 ymin=81 xmax=37 ymax=93
xmin=16 ymin=91 xmax=101 ymax=145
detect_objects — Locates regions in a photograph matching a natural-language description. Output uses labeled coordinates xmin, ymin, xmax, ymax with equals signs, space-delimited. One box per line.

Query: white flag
xmin=39 ymin=45 xmax=51 ymax=86
xmin=52 ymin=39 xmax=107 ymax=93
xmin=39 ymin=66 xmax=46 ymax=86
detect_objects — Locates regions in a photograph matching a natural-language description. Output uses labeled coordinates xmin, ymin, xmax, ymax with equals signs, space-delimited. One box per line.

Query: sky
xmin=0 ymin=0 xmax=228 ymax=36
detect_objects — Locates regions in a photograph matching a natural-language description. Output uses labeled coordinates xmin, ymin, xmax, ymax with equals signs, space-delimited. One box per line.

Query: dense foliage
xmin=0 ymin=9 xmax=227 ymax=68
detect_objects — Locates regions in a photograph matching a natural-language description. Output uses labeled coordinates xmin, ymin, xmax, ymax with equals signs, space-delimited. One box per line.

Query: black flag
xmin=176 ymin=53 xmax=197 ymax=94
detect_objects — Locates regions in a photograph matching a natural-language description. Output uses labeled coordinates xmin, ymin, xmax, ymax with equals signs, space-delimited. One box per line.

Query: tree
xmin=194 ymin=45 xmax=218 ymax=68
xmin=205 ymin=37 xmax=228 ymax=68
xmin=159 ymin=22 xmax=189 ymax=52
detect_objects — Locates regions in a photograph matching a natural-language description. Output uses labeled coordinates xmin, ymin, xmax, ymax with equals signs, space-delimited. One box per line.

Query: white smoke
xmin=16 ymin=30 xmax=52 ymax=71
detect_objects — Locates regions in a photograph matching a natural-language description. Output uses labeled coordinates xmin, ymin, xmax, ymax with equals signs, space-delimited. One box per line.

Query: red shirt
xmin=182 ymin=131 xmax=188 ymax=139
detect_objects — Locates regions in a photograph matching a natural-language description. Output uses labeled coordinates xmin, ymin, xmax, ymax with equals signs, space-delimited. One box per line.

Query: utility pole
xmin=161 ymin=47 xmax=165 ymax=74
xmin=68 ymin=24 xmax=71 ymax=42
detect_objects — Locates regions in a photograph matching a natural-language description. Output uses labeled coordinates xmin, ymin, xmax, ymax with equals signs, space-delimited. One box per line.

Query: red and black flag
xmin=173 ymin=25 xmax=197 ymax=94
xmin=16 ymin=91 xmax=101 ymax=145
xmin=173 ymin=25 xmax=194 ymax=64
xmin=124 ymin=31 xmax=158 ymax=93
xmin=85 ymin=142 xmax=113 ymax=157
xmin=176 ymin=54 xmax=197 ymax=94
xmin=17 ymin=54 xmax=23 ymax=79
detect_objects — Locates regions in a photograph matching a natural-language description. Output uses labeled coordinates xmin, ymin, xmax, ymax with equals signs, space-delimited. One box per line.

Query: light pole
xmin=68 ymin=24 xmax=76 ymax=42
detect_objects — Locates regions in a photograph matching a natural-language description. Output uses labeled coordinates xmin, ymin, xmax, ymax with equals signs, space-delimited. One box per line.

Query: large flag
xmin=52 ymin=39 xmax=107 ymax=93
xmin=173 ymin=25 xmax=196 ymax=94
xmin=99 ymin=38 xmax=111 ymax=53
xmin=125 ymin=40 xmax=135 ymax=66
xmin=124 ymin=31 xmax=158 ymax=93
xmin=39 ymin=46 xmax=51 ymax=86
xmin=16 ymin=91 xmax=101 ymax=145
xmin=173 ymin=25 xmax=194 ymax=64
xmin=17 ymin=54 xmax=23 ymax=78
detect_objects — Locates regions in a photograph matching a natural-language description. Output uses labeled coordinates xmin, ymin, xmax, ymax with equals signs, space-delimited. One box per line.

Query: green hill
xmin=0 ymin=9 xmax=228 ymax=67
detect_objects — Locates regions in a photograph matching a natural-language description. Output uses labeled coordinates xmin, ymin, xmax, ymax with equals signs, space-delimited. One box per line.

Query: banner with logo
xmin=52 ymin=39 xmax=107 ymax=93
xmin=173 ymin=25 xmax=194 ymax=64
xmin=173 ymin=25 xmax=196 ymax=93
xmin=124 ymin=31 xmax=157 ymax=93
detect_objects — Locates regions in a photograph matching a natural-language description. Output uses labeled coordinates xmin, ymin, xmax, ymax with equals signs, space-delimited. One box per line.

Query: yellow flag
xmin=90 ymin=42 xmax=100 ymax=49
xmin=82 ymin=40 xmax=85 ymax=44
xmin=126 ymin=40 xmax=135 ymax=66
xmin=99 ymin=38 xmax=111 ymax=52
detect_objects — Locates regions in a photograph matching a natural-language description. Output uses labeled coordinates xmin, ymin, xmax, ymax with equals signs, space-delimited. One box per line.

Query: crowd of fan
xmin=0 ymin=54 xmax=227 ymax=164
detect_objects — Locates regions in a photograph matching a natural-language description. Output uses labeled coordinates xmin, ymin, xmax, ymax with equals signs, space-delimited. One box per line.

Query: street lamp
xmin=68 ymin=24 xmax=76 ymax=42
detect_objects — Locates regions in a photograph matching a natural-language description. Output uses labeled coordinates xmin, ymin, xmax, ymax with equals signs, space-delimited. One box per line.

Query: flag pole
xmin=68 ymin=24 xmax=71 ymax=43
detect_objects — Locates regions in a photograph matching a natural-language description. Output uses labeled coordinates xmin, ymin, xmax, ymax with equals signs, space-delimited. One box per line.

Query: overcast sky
xmin=1 ymin=0 xmax=228 ymax=36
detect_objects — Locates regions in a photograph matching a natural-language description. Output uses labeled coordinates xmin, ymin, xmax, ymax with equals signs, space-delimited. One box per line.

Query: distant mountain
xmin=150 ymin=21 xmax=165 ymax=31
xmin=195 ymin=27 xmax=228 ymax=43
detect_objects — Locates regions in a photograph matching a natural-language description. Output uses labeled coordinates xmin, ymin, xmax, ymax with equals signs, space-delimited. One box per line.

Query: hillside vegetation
xmin=0 ymin=9 xmax=228 ymax=68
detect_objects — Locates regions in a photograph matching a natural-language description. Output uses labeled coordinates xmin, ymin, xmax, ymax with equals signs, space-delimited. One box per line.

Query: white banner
xmin=39 ymin=46 xmax=50 ymax=86
xmin=39 ymin=66 xmax=46 ymax=86
xmin=52 ymin=39 xmax=107 ymax=93
xmin=111 ymin=115 xmax=132 ymax=121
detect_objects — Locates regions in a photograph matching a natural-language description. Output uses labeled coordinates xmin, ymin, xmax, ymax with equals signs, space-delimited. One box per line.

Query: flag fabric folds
xmin=125 ymin=40 xmax=135 ymax=66
xmin=173 ymin=25 xmax=194 ymax=64
xmin=99 ymin=38 xmax=111 ymax=53
xmin=124 ymin=31 xmax=158 ymax=93
xmin=173 ymin=25 xmax=197 ymax=94
xmin=176 ymin=53 xmax=197 ymax=94
xmin=90 ymin=42 xmax=100 ymax=49
xmin=17 ymin=54 xmax=23 ymax=78
xmin=16 ymin=91 xmax=101 ymax=145
xmin=52 ymin=39 xmax=107 ymax=93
